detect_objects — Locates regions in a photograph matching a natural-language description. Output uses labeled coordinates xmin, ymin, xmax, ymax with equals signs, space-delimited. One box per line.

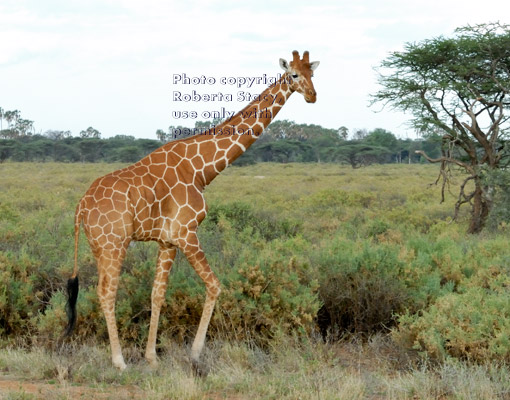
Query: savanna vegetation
xmin=0 ymin=117 xmax=442 ymax=167
xmin=1 ymin=161 xmax=510 ymax=399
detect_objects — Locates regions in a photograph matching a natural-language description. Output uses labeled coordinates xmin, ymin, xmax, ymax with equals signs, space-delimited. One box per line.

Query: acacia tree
xmin=79 ymin=126 xmax=101 ymax=138
xmin=372 ymin=22 xmax=510 ymax=233
xmin=4 ymin=110 xmax=20 ymax=129
xmin=155 ymin=129 xmax=167 ymax=142
xmin=15 ymin=118 xmax=34 ymax=136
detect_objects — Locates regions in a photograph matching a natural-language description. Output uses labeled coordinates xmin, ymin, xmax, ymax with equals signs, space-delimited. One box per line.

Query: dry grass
xmin=1 ymin=336 xmax=509 ymax=399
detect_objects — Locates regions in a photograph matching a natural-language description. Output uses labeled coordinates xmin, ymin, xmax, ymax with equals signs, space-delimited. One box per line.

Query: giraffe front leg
xmin=145 ymin=246 xmax=176 ymax=367
xmin=190 ymin=281 xmax=220 ymax=364
xmin=179 ymin=236 xmax=221 ymax=371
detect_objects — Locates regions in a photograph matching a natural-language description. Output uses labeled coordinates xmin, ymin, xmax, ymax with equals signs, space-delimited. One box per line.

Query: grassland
xmin=1 ymin=162 xmax=510 ymax=399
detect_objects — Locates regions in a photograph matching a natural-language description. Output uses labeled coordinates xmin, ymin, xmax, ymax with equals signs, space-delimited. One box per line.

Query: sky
xmin=0 ymin=0 xmax=508 ymax=140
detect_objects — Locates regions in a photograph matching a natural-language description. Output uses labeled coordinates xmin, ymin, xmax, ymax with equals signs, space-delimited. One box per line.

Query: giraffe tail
xmin=64 ymin=200 xmax=83 ymax=337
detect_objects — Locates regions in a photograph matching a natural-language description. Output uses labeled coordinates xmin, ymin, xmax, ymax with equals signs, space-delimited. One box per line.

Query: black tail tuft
xmin=64 ymin=276 xmax=79 ymax=337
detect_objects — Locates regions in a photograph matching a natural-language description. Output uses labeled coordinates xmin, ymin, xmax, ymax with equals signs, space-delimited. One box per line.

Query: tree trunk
xmin=468 ymin=182 xmax=490 ymax=234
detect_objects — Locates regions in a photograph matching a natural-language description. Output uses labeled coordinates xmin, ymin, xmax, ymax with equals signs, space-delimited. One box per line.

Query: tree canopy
xmin=372 ymin=22 xmax=510 ymax=233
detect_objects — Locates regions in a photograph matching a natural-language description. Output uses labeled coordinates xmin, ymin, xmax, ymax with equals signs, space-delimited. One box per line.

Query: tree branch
xmin=414 ymin=150 xmax=475 ymax=174
xmin=453 ymin=175 xmax=476 ymax=221
xmin=419 ymin=89 xmax=456 ymax=136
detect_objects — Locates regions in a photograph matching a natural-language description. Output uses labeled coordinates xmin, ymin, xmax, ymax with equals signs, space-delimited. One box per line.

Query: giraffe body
xmin=66 ymin=51 xmax=319 ymax=370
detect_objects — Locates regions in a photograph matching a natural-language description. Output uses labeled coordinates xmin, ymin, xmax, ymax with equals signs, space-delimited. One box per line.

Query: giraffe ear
xmin=310 ymin=61 xmax=320 ymax=71
xmin=279 ymin=58 xmax=290 ymax=72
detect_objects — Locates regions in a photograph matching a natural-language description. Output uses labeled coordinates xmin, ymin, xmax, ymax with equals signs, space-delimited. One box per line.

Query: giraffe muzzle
xmin=305 ymin=90 xmax=317 ymax=103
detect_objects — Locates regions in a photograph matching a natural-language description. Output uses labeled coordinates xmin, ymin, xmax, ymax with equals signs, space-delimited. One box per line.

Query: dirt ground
xmin=0 ymin=376 xmax=144 ymax=400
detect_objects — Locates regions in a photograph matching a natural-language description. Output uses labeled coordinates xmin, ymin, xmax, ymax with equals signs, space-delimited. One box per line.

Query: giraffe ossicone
xmin=65 ymin=50 xmax=320 ymax=370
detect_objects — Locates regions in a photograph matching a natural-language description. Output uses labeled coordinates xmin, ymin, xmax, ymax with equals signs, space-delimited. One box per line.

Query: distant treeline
xmin=0 ymin=134 xmax=162 ymax=163
xmin=0 ymin=120 xmax=442 ymax=167
xmin=224 ymin=121 xmax=442 ymax=167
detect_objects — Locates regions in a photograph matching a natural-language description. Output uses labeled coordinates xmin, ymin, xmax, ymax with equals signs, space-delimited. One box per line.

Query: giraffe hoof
xmin=146 ymin=356 xmax=159 ymax=369
xmin=113 ymin=358 xmax=127 ymax=371
xmin=115 ymin=362 xmax=127 ymax=371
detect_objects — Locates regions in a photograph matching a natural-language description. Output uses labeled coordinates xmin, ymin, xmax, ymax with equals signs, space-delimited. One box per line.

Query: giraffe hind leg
xmin=95 ymin=245 xmax=128 ymax=370
xmin=145 ymin=245 xmax=177 ymax=367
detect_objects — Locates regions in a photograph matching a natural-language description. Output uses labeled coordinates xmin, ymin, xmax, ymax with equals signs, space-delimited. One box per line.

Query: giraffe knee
xmin=206 ymin=280 xmax=221 ymax=299
xmin=151 ymin=287 xmax=166 ymax=308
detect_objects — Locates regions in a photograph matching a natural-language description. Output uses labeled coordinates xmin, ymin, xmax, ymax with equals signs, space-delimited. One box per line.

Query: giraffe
xmin=65 ymin=50 xmax=320 ymax=371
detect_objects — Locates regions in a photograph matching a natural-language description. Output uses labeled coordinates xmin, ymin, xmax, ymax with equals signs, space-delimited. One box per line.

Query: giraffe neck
xmin=199 ymin=73 xmax=293 ymax=184
xmin=154 ymin=73 xmax=293 ymax=189
xmin=217 ymin=73 xmax=292 ymax=138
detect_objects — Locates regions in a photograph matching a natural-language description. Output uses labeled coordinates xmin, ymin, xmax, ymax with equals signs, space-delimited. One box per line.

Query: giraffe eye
xmin=292 ymin=74 xmax=298 ymax=79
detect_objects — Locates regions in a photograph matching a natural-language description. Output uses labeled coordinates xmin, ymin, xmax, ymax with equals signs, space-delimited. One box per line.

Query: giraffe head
xmin=279 ymin=50 xmax=320 ymax=103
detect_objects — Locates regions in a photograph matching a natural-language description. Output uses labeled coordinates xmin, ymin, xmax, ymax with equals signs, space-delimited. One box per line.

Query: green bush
xmin=204 ymin=201 xmax=301 ymax=241
xmin=0 ymin=252 xmax=39 ymax=337
xmin=214 ymin=235 xmax=319 ymax=341
xmin=395 ymin=287 xmax=510 ymax=362
xmin=393 ymin=236 xmax=510 ymax=362
xmin=315 ymin=238 xmax=411 ymax=338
